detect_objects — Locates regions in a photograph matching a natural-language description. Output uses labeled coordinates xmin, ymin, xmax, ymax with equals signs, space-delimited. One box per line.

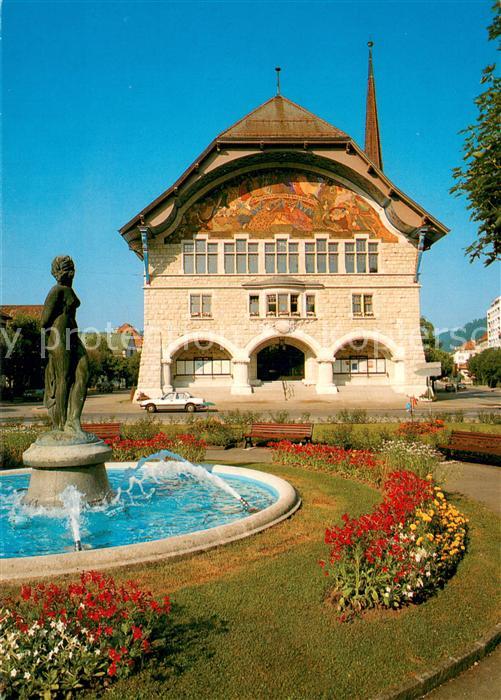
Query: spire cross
xmin=275 ymin=66 xmax=281 ymax=96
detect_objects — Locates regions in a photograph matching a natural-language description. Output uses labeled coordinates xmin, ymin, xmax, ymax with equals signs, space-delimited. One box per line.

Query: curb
xmin=373 ymin=622 xmax=501 ymax=699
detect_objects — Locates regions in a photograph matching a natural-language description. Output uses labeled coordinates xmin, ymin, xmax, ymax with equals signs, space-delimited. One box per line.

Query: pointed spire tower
xmin=364 ymin=41 xmax=383 ymax=170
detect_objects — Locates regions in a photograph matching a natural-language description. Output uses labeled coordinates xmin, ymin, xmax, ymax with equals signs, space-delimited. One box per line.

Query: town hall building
xmin=119 ymin=49 xmax=448 ymax=399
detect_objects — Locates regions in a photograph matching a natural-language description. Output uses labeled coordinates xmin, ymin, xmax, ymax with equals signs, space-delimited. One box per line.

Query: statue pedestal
xmin=22 ymin=436 xmax=113 ymax=508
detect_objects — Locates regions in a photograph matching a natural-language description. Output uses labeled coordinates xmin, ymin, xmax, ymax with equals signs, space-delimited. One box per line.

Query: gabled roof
xmin=119 ymin=93 xmax=449 ymax=248
xmin=219 ymin=96 xmax=348 ymax=141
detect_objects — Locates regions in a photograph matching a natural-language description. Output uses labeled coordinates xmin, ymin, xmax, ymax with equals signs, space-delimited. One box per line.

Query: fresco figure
xmin=41 ymin=255 xmax=89 ymax=437
xmin=177 ymin=169 xmax=397 ymax=241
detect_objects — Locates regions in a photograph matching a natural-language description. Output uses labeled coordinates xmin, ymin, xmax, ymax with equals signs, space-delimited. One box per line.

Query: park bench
xmin=244 ymin=423 xmax=313 ymax=448
xmin=81 ymin=422 xmax=121 ymax=441
xmin=439 ymin=430 xmax=501 ymax=465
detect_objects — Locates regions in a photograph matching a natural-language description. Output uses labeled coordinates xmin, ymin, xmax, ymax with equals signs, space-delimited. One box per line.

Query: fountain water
xmin=117 ymin=449 xmax=250 ymax=507
xmin=60 ymin=485 xmax=83 ymax=551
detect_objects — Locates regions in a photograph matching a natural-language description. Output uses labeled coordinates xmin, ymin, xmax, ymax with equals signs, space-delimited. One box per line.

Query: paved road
xmin=1 ymin=386 xmax=500 ymax=423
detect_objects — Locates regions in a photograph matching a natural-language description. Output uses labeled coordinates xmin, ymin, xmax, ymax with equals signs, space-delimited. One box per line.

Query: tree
xmin=420 ymin=316 xmax=437 ymax=351
xmin=468 ymin=347 xmax=501 ymax=387
xmin=451 ymin=5 xmax=501 ymax=266
xmin=420 ymin=316 xmax=454 ymax=382
xmin=425 ymin=346 xmax=454 ymax=379
xmin=0 ymin=315 xmax=44 ymax=396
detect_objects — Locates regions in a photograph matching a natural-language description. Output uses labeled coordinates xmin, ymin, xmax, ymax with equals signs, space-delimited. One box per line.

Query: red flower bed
xmin=325 ymin=471 xmax=434 ymax=562
xmin=1 ymin=571 xmax=171 ymax=695
xmin=397 ymin=419 xmax=445 ymax=437
xmin=321 ymin=471 xmax=467 ymax=617
xmin=105 ymin=433 xmax=206 ymax=463
xmin=270 ymin=440 xmax=384 ymax=485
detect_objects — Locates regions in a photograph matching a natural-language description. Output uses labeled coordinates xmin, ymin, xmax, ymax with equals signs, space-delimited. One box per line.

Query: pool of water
xmin=0 ymin=468 xmax=277 ymax=558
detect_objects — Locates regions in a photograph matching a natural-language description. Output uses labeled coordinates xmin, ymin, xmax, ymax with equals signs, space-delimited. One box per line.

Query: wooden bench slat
xmin=245 ymin=423 xmax=313 ymax=447
xmin=439 ymin=430 xmax=501 ymax=461
xmin=81 ymin=423 xmax=121 ymax=441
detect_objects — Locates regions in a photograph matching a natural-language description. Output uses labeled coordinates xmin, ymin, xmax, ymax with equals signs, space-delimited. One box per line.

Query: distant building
xmin=80 ymin=326 xmax=142 ymax=358
xmin=487 ymin=296 xmax=500 ymax=348
xmin=476 ymin=331 xmax=489 ymax=352
xmin=452 ymin=338 xmax=483 ymax=378
xmin=115 ymin=323 xmax=143 ymax=351
xmin=0 ymin=305 xmax=44 ymax=321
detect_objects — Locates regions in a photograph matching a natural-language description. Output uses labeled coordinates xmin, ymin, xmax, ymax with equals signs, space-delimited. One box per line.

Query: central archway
xmin=256 ymin=342 xmax=305 ymax=381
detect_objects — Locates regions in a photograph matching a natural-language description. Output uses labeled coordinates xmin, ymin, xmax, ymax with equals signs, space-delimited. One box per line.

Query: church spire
xmin=364 ymin=41 xmax=383 ymax=170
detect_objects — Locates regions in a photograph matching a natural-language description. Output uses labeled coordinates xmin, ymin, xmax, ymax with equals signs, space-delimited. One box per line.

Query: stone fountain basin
xmin=0 ymin=464 xmax=301 ymax=582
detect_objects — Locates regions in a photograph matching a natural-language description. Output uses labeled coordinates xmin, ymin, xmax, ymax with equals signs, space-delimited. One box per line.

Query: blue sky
xmin=3 ymin=0 xmax=499 ymax=332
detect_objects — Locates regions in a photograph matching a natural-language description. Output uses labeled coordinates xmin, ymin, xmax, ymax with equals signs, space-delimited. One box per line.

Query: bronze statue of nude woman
xmin=41 ymin=255 xmax=89 ymax=438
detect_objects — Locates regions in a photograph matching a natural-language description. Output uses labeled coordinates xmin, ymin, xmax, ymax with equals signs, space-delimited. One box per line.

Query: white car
xmin=139 ymin=391 xmax=208 ymax=413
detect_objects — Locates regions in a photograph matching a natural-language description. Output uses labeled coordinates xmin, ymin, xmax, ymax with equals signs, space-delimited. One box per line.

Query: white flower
xmin=10 ymin=669 xmax=17 ymax=678
xmin=385 ymin=586 xmax=391 ymax=593
xmin=24 ymin=671 xmax=30 ymax=680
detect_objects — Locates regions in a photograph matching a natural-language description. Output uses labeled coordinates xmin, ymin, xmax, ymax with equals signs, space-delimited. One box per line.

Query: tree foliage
xmin=468 ymin=347 xmax=501 ymax=387
xmin=0 ymin=315 xmax=44 ymax=396
xmin=451 ymin=5 xmax=501 ymax=266
xmin=420 ymin=316 xmax=453 ymax=378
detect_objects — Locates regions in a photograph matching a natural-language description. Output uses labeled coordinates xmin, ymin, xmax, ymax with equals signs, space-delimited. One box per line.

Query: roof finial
xmin=367 ymin=40 xmax=374 ymax=77
xmin=275 ymin=66 xmax=281 ymax=96
xmin=364 ymin=40 xmax=383 ymax=170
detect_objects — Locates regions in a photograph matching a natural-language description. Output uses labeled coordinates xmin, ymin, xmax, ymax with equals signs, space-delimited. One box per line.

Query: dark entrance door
xmin=257 ymin=344 xmax=305 ymax=381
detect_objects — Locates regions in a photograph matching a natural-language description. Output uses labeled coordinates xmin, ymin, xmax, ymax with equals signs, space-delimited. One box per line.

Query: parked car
xmin=139 ymin=391 xmax=208 ymax=413
xmin=23 ymin=388 xmax=44 ymax=402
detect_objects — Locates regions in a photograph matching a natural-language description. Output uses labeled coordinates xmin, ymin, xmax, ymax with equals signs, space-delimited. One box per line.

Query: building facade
xmin=487 ymin=296 xmax=501 ymax=348
xmin=120 ymin=53 xmax=448 ymax=399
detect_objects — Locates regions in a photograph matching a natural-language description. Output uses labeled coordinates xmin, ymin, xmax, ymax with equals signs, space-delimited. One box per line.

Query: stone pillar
xmin=392 ymin=358 xmax=406 ymax=390
xmin=316 ymin=359 xmax=338 ymax=394
xmin=161 ymin=360 xmax=173 ymax=393
xmin=231 ymin=360 xmax=253 ymax=395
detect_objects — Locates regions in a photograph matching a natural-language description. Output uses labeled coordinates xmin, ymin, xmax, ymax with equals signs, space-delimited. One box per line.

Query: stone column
xmin=316 ymin=359 xmax=338 ymax=394
xmin=231 ymin=360 xmax=253 ymax=395
xmin=161 ymin=360 xmax=173 ymax=393
xmin=392 ymin=358 xmax=406 ymax=388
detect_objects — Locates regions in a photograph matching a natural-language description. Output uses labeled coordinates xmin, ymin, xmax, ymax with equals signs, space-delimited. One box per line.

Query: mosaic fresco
xmin=177 ymin=170 xmax=397 ymax=241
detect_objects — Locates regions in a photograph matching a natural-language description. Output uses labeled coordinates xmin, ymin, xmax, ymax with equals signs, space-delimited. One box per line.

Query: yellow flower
xmin=416 ymin=536 xmax=423 ymax=545
xmin=427 ymin=533 xmax=434 ymax=542
xmin=410 ymin=523 xmax=417 ymax=531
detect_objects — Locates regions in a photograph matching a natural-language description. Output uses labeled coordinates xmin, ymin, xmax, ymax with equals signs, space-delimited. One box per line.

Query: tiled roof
xmin=219 ymin=96 xmax=348 ymax=141
xmin=1 ymin=305 xmax=44 ymax=320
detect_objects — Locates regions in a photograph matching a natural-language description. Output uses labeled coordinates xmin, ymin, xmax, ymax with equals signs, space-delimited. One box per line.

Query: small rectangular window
xmin=290 ymin=294 xmax=299 ymax=315
xmin=249 ymin=295 xmax=259 ymax=317
xmin=368 ymin=242 xmax=378 ymax=273
xmin=363 ymin=295 xmax=373 ymax=317
xmin=352 ymin=294 xmax=362 ymax=316
xmin=345 ymin=242 xmax=355 ymax=273
xmin=201 ymin=295 xmax=211 ymax=317
xmin=306 ymin=294 xmax=316 ymax=316
xmin=265 ymin=243 xmax=275 ymax=273
xmin=267 ymin=294 xmax=277 ymax=316
xmin=352 ymin=293 xmax=373 ymax=318
xmin=190 ymin=293 xmax=212 ymax=318
xmin=328 ymin=243 xmax=338 ymax=273
xmin=278 ymin=293 xmax=288 ymax=315
xmin=190 ymin=295 xmax=201 ymax=317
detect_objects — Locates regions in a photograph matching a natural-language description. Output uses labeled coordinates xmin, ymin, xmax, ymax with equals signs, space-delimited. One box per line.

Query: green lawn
xmin=64 ymin=463 xmax=500 ymax=700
